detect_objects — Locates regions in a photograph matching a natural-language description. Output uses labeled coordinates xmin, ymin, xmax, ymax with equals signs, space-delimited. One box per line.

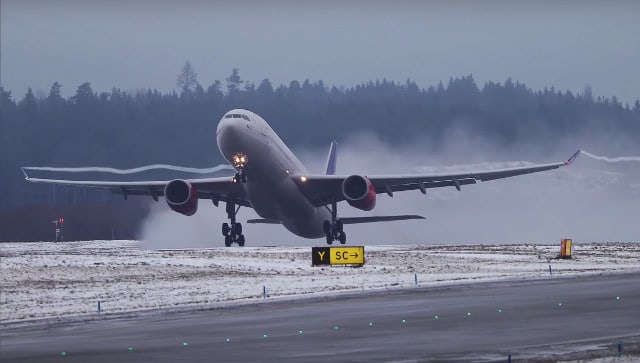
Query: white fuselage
xmin=216 ymin=109 xmax=330 ymax=238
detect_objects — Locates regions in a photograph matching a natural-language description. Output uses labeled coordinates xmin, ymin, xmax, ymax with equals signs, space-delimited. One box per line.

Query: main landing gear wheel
xmin=222 ymin=199 xmax=245 ymax=247
xmin=324 ymin=199 xmax=347 ymax=245
xmin=324 ymin=220 xmax=346 ymax=245
xmin=223 ymin=222 xmax=244 ymax=247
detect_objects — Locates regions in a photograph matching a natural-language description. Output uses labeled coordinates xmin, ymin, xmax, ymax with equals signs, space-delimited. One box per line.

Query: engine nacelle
xmin=342 ymin=175 xmax=376 ymax=211
xmin=164 ymin=179 xmax=198 ymax=216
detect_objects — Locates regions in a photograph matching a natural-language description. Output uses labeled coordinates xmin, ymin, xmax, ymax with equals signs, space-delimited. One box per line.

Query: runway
xmin=1 ymin=273 xmax=639 ymax=362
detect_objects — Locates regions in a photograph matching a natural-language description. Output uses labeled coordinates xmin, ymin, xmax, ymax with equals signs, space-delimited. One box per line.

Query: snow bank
xmin=1 ymin=241 xmax=639 ymax=323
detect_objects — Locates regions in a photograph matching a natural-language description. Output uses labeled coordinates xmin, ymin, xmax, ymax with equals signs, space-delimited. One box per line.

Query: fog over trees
xmin=1 ymin=64 xmax=638 ymax=241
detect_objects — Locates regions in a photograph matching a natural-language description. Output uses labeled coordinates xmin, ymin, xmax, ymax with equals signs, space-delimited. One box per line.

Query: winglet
xmin=564 ymin=150 xmax=581 ymax=165
xmin=324 ymin=140 xmax=338 ymax=175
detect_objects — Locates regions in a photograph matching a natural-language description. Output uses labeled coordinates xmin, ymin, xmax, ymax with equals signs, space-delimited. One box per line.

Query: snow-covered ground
xmin=1 ymin=241 xmax=639 ymax=323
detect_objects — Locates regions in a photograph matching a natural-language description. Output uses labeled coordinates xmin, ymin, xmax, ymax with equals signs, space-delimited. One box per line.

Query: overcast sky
xmin=2 ymin=0 xmax=639 ymax=103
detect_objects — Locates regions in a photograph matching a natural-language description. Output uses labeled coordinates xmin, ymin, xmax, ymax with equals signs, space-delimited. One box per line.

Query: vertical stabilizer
xmin=324 ymin=141 xmax=338 ymax=175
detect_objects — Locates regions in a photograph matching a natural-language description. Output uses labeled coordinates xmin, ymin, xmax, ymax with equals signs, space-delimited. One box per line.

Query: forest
xmin=1 ymin=63 xmax=639 ymax=241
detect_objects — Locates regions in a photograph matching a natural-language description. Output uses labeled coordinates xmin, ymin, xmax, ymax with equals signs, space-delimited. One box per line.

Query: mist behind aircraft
xmin=139 ymin=138 xmax=640 ymax=248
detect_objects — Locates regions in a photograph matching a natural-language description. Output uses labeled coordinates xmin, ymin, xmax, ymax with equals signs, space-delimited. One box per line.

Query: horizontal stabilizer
xmin=341 ymin=215 xmax=425 ymax=224
xmin=247 ymin=215 xmax=424 ymax=225
xmin=247 ymin=219 xmax=281 ymax=224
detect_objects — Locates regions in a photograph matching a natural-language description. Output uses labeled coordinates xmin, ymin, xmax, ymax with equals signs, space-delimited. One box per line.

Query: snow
xmin=562 ymin=358 xmax=638 ymax=363
xmin=1 ymin=241 xmax=639 ymax=323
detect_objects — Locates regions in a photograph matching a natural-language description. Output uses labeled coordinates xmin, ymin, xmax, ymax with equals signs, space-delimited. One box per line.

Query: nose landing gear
xmin=222 ymin=199 xmax=245 ymax=247
xmin=233 ymin=170 xmax=247 ymax=184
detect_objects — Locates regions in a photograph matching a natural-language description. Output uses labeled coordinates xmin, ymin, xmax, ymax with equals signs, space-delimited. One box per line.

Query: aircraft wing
xmin=21 ymin=170 xmax=250 ymax=207
xmin=292 ymin=150 xmax=581 ymax=207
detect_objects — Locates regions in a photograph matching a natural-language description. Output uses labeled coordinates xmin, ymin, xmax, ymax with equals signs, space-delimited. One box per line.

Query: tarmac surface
xmin=1 ymin=273 xmax=639 ymax=362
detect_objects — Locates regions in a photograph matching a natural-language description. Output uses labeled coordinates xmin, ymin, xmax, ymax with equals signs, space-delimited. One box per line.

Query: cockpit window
xmin=224 ymin=113 xmax=251 ymax=121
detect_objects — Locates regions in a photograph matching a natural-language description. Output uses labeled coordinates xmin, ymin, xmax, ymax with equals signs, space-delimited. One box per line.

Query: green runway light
xmin=616 ymin=296 xmax=621 ymax=300
xmin=298 ymin=330 xmax=303 ymax=334
xmin=182 ymin=342 xmax=189 ymax=347
xmin=369 ymin=322 xmax=374 ymax=326
xmin=333 ymin=325 xmax=339 ymax=330
xmin=127 ymin=347 xmax=133 ymax=351
xmin=263 ymin=333 xmax=268 ymax=338
xmin=226 ymin=338 xmax=231 ymax=342
xmin=498 ymin=308 xmax=503 ymax=313
xmin=467 ymin=312 xmax=472 ymax=317
xmin=61 ymin=352 xmax=67 ymax=356
xmin=434 ymin=315 xmax=439 ymax=319
xmin=558 ymin=302 xmax=563 ymax=306
xmin=402 ymin=319 xmax=406 ymax=324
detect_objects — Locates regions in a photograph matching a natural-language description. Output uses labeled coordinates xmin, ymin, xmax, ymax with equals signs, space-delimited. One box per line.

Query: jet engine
xmin=342 ymin=175 xmax=376 ymax=211
xmin=164 ymin=179 xmax=198 ymax=216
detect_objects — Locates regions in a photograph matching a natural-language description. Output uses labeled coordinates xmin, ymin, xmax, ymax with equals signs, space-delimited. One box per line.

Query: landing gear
xmin=222 ymin=199 xmax=245 ymax=247
xmin=324 ymin=199 xmax=347 ymax=245
xmin=233 ymin=171 xmax=247 ymax=184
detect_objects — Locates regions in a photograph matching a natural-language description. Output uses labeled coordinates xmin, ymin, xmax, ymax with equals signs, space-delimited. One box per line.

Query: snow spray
xmin=579 ymin=150 xmax=640 ymax=163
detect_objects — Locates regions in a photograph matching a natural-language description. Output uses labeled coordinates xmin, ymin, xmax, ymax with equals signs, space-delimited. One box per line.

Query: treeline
xmin=1 ymin=65 xmax=639 ymax=240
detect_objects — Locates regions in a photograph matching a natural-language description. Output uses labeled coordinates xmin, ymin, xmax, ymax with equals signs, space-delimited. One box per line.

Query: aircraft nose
xmin=216 ymin=117 xmax=243 ymax=147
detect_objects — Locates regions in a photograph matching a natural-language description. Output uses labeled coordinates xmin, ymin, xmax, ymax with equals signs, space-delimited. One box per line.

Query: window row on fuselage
xmin=224 ymin=113 xmax=251 ymax=121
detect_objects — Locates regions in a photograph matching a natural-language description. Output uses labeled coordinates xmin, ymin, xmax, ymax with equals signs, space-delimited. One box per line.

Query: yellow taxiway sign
xmin=312 ymin=246 xmax=364 ymax=266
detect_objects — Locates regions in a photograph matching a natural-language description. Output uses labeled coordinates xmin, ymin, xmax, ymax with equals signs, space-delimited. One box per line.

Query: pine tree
xmin=176 ymin=61 xmax=199 ymax=95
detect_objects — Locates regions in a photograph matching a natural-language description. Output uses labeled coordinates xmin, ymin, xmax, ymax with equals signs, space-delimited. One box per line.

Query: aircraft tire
xmin=224 ymin=235 xmax=233 ymax=247
xmin=336 ymin=220 xmax=343 ymax=233
xmin=339 ymin=231 xmax=346 ymax=245
xmin=234 ymin=222 xmax=243 ymax=235
xmin=323 ymin=220 xmax=331 ymax=235
xmin=222 ymin=223 xmax=230 ymax=236
xmin=237 ymin=234 xmax=245 ymax=246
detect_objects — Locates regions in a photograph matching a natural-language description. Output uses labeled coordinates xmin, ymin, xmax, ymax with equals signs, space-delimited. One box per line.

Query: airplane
xmin=22 ymin=109 xmax=581 ymax=246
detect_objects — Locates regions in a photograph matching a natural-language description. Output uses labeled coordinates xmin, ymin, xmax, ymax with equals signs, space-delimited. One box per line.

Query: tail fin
xmin=324 ymin=141 xmax=338 ymax=175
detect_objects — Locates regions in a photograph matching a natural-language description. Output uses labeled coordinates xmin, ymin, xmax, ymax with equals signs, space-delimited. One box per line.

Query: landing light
xmin=232 ymin=153 xmax=248 ymax=168
xmin=300 ymin=176 xmax=307 ymax=182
